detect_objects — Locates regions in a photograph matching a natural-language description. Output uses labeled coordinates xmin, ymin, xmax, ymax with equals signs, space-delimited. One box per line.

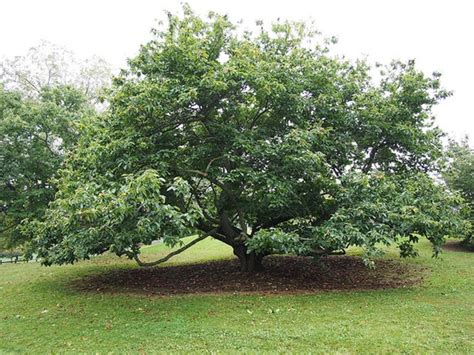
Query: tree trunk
xmin=233 ymin=245 xmax=264 ymax=272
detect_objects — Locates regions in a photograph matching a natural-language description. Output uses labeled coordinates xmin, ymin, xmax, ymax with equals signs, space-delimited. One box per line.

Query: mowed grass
xmin=0 ymin=238 xmax=473 ymax=353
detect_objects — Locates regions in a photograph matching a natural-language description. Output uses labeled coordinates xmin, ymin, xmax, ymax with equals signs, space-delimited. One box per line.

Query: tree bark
xmin=233 ymin=245 xmax=264 ymax=272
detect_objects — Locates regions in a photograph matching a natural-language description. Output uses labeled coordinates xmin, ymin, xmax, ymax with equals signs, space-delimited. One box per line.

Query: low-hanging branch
xmin=133 ymin=234 xmax=208 ymax=267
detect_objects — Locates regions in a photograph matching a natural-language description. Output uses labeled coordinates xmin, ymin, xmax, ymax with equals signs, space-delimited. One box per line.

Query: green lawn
xmin=0 ymin=238 xmax=473 ymax=353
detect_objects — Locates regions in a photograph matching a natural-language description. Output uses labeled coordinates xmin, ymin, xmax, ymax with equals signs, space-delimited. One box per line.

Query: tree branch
xmin=254 ymin=215 xmax=295 ymax=231
xmin=133 ymin=235 xmax=208 ymax=267
xmin=18 ymin=74 xmax=42 ymax=95
xmin=362 ymin=140 xmax=388 ymax=173
xmin=205 ymin=156 xmax=223 ymax=173
xmin=30 ymin=131 xmax=58 ymax=156
xmin=190 ymin=186 xmax=220 ymax=223
xmin=249 ymin=102 xmax=269 ymax=129
xmin=0 ymin=222 xmax=18 ymax=234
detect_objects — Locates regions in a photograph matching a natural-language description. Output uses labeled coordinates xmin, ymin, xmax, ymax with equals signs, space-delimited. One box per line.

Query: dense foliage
xmin=29 ymin=7 xmax=469 ymax=271
xmin=0 ymin=85 xmax=91 ymax=248
xmin=0 ymin=42 xmax=111 ymax=251
xmin=443 ymin=138 xmax=474 ymax=246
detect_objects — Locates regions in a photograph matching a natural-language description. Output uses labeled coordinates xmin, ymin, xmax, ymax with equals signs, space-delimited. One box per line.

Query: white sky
xmin=1 ymin=0 xmax=473 ymax=142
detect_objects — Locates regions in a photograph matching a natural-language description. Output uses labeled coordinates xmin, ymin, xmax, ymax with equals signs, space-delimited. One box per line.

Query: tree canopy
xmin=443 ymin=138 xmax=474 ymax=246
xmin=28 ymin=7 xmax=469 ymax=271
xmin=0 ymin=42 xmax=111 ymax=251
xmin=0 ymin=85 xmax=92 ymax=249
xmin=0 ymin=40 xmax=111 ymax=104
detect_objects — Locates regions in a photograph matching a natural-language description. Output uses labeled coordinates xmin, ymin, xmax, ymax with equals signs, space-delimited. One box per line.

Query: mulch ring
xmin=71 ymin=255 xmax=428 ymax=296
xmin=443 ymin=240 xmax=474 ymax=252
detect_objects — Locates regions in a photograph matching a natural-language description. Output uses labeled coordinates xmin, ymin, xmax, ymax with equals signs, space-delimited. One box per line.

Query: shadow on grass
xmin=69 ymin=255 xmax=429 ymax=297
xmin=443 ymin=240 xmax=474 ymax=253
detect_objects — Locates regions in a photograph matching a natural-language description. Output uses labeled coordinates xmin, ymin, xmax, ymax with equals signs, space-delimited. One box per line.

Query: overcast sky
xmin=1 ymin=0 xmax=472 ymax=142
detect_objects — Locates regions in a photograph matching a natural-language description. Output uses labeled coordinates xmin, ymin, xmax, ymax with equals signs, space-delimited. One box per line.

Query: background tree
xmin=0 ymin=85 xmax=92 ymax=249
xmin=1 ymin=42 xmax=112 ymax=251
xmin=443 ymin=137 xmax=474 ymax=247
xmin=29 ymin=7 xmax=469 ymax=271
xmin=0 ymin=40 xmax=112 ymax=105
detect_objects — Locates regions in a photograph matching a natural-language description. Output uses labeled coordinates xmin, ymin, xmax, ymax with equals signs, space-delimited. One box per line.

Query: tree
xmin=0 ymin=40 xmax=112 ymax=104
xmin=0 ymin=85 xmax=92 ymax=248
xmin=29 ymin=7 xmax=469 ymax=271
xmin=1 ymin=41 xmax=111 ymax=250
xmin=443 ymin=138 xmax=474 ymax=246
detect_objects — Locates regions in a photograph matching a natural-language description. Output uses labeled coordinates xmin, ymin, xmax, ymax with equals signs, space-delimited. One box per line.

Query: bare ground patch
xmin=443 ymin=240 xmax=474 ymax=253
xmin=70 ymin=255 xmax=428 ymax=296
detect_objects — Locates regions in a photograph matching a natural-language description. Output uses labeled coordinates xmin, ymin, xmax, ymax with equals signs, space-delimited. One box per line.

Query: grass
xmin=0 ymin=238 xmax=473 ymax=353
